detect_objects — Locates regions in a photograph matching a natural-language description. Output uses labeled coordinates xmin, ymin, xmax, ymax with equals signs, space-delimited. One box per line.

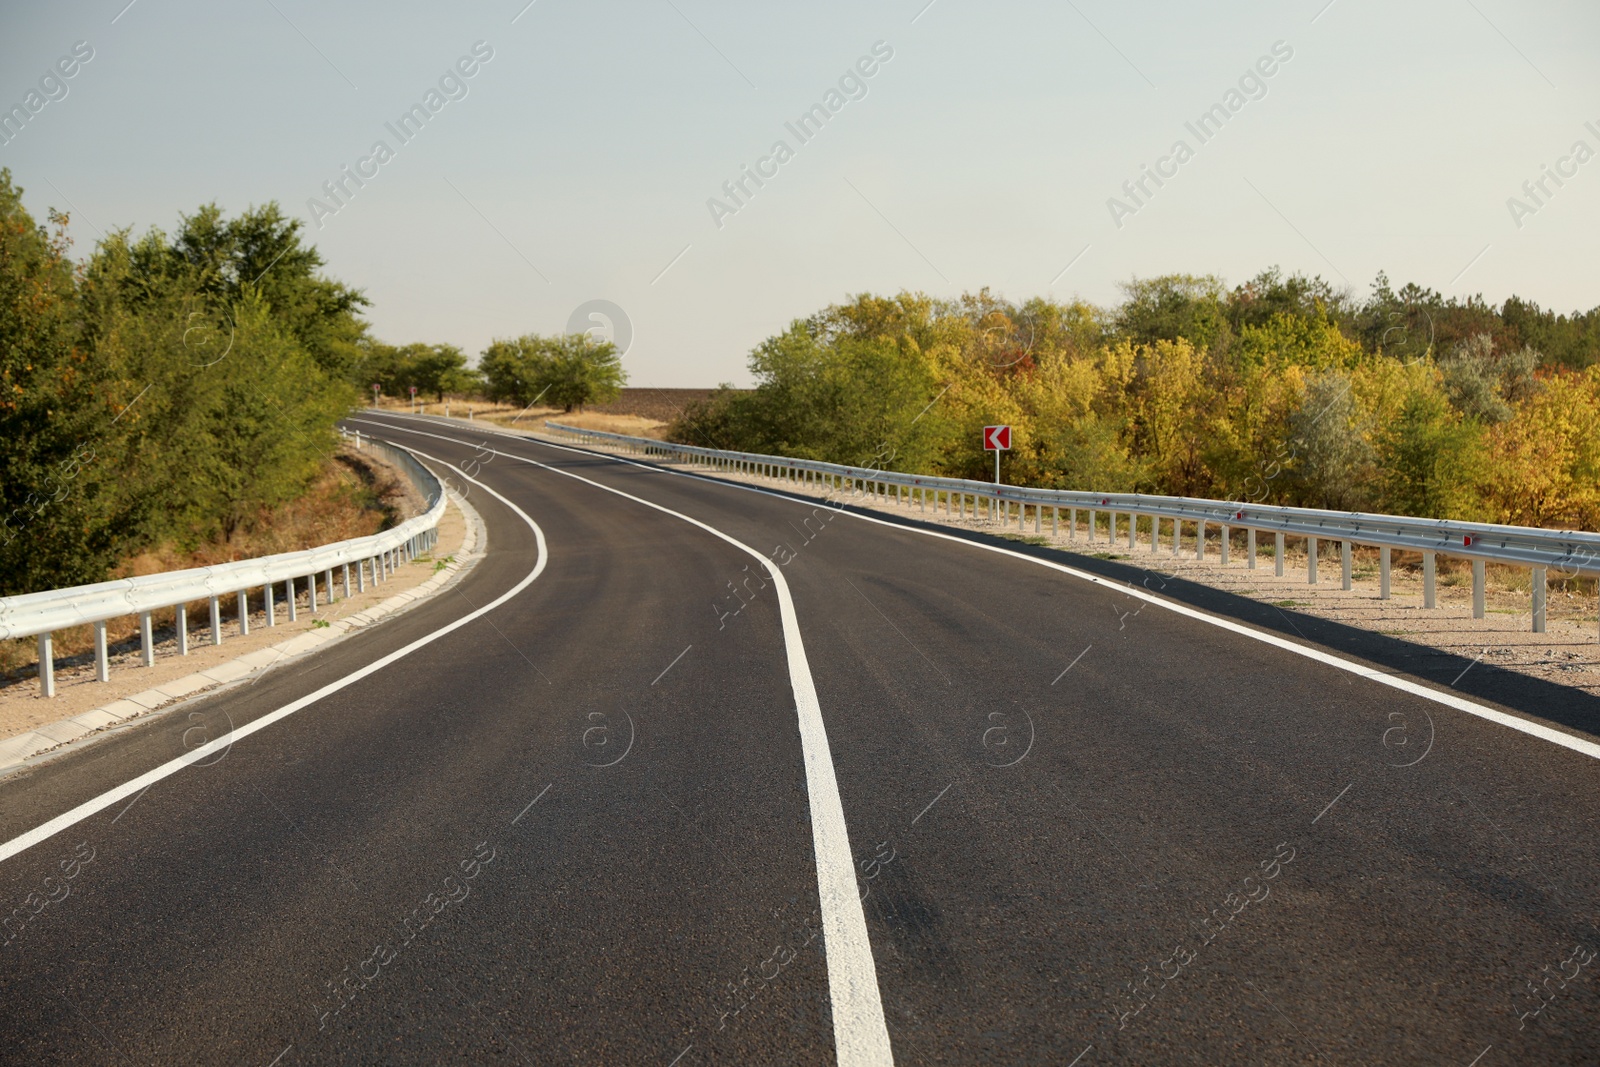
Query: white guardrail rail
xmin=0 ymin=432 xmax=445 ymax=698
xmin=545 ymin=422 xmax=1600 ymax=636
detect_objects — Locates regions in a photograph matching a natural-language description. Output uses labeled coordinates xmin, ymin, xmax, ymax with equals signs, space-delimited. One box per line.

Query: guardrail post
xmin=1052 ymin=507 xmax=1059 ymax=537
xmin=177 ymin=604 xmax=189 ymax=654
xmin=1172 ymin=519 xmax=1181 ymax=557
xmin=1087 ymin=509 xmax=1096 ymax=544
xmin=1019 ymin=503 xmax=1026 ymax=532
xmin=1379 ymin=547 xmax=1391 ymax=599
xmin=287 ymin=578 xmax=298 ymax=621
xmin=1152 ymin=516 xmax=1161 ymax=554
xmin=1127 ymin=514 xmax=1136 ymax=550
xmin=1531 ymin=566 xmax=1547 ymax=633
xmin=1423 ymin=552 xmax=1436 ymax=607
xmin=1341 ymin=542 xmax=1353 ymax=591
xmin=325 ymin=569 xmax=335 ymax=604
xmin=208 ymin=596 xmax=224 ymax=647
xmin=139 ymin=611 xmax=155 ymax=666
xmin=1069 ymin=508 xmax=1077 ymax=541
xmin=343 ymin=563 xmax=351 ymax=598
xmin=94 ymin=621 xmax=110 ymax=681
xmin=1247 ymin=528 xmax=1257 ymax=569
xmin=309 ymin=574 xmax=319 ymax=613
xmin=265 ymin=585 xmax=276 ymax=627
xmin=1196 ymin=521 xmax=1206 ymax=560
xmin=1471 ymin=560 xmax=1485 ymax=619
xmin=37 ymin=633 xmax=55 ymax=697
xmin=1275 ymin=532 xmax=1284 ymax=576
xmin=238 ymin=590 xmax=249 ymax=636
xmin=1307 ymin=537 xmax=1319 ymax=584
xmin=1220 ymin=525 xmax=1230 ymax=565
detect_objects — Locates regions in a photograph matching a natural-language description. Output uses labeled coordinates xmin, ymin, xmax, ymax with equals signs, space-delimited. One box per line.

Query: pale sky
xmin=2 ymin=1 xmax=1596 ymax=385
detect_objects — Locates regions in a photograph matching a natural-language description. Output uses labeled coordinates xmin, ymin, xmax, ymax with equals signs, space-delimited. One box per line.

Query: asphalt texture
xmin=1 ymin=410 xmax=1598 ymax=1066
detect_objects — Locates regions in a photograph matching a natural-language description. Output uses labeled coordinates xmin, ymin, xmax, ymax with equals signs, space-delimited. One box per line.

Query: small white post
xmin=265 ymin=585 xmax=276 ymax=627
xmin=1196 ymin=521 xmax=1206 ymax=561
xmin=343 ymin=563 xmax=351 ymax=598
xmin=1247 ymin=528 xmax=1257 ymax=569
xmin=210 ymin=597 xmax=223 ymax=646
xmin=1127 ymin=514 xmax=1136 ymax=550
xmin=287 ymin=578 xmax=298 ymax=621
xmin=325 ymin=568 xmax=335 ymax=604
xmin=238 ymin=590 xmax=249 ymax=635
xmin=1531 ymin=566 xmax=1546 ymax=633
xmin=1379 ymin=546 xmax=1391 ymax=600
xmin=1275 ymin=532 xmax=1285 ymax=576
xmin=1423 ymin=551 xmax=1436 ymax=608
xmin=1341 ymin=541 xmax=1353 ymax=591
xmin=140 ymin=611 xmax=155 ymax=667
xmin=177 ymin=604 xmax=189 ymax=655
xmin=37 ymin=633 xmax=55 ymax=697
xmin=308 ymin=574 xmax=319 ymax=613
xmin=94 ymin=621 xmax=110 ymax=681
xmin=1220 ymin=525 xmax=1230 ymax=565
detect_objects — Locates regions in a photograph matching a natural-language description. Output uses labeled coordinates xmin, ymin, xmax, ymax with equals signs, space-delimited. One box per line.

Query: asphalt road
xmin=2 ymin=410 xmax=1599 ymax=1065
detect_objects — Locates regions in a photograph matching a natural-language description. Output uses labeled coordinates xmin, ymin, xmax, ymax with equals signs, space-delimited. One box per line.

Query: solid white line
xmin=384 ymin=415 xmax=1600 ymax=769
xmin=0 ymin=450 xmax=549 ymax=866
xmin=353 ymin=418 xmax=896 ymax=1067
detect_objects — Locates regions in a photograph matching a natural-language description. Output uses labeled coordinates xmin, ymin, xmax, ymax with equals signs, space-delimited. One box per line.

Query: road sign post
xmin=983 ymin=425 xmax=1011 ymax=484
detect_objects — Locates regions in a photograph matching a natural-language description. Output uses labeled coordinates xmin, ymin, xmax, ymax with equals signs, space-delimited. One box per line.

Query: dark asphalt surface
xmin=1 ymin=411 xmax=1598 ymax=1065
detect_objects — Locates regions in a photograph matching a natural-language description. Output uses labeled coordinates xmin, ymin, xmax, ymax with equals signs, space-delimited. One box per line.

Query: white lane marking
xmin=353 ymin=418 xmax=896 ymax=1067
xmin=374 ymin=414 xmax=1600 ymax=768
xmin=0 ymin=450 xmax=549 ymax=865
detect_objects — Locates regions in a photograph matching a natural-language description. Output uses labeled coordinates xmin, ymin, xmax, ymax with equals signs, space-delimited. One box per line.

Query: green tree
xmin=1378 ymin=386 xmax=1486 ymax=519
xmin=481 ymin=333 xmax=625 ymax=412
xmin=0 ymin=171 xmax=125 ymax=594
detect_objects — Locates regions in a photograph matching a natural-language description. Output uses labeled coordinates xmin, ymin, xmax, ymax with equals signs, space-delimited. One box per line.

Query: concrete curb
xmin=0 ymin=486 xmax=489 ymax=775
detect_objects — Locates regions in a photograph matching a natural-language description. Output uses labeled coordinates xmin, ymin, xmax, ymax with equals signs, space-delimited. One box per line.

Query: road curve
xmin=1 ymin=411 xmax=1598 ymax=1066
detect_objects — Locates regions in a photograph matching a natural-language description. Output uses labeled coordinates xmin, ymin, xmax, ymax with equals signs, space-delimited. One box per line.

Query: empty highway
xmin=2 ymin=411 xmax=1598 ymax=1065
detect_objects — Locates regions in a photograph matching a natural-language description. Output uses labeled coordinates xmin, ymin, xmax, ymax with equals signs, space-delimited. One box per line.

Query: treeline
xmin=353 ymin=332 xmax=623 ymax=411
xmin=0 ymin=173 xmax=628 ymax=595
xmin=0 ymin=172 xmax=365 ymax=596
xmin=669 ymin=273 xmax=1600 ymax=530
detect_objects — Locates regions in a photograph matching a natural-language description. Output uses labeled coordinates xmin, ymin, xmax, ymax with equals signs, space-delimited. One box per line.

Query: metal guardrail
xmin=0 ymin=431 xmax=447 ymax=697
xmin=545 ymin=422 xmax=1600 ymax=635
